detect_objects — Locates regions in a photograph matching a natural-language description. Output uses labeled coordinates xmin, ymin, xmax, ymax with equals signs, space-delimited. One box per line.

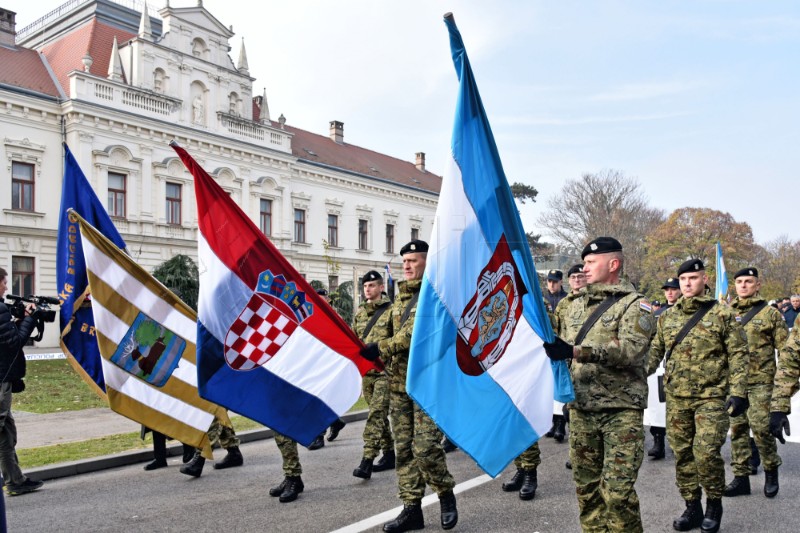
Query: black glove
xmin=770 ymin=411 xmax=791 ymax=444
xmin=724 ymin=396 xmax=749 ymax=417
xmin=360 ymin=343 xmax=380 ymax=362
xmin=543 ymin=336 xmax=574 ymax=361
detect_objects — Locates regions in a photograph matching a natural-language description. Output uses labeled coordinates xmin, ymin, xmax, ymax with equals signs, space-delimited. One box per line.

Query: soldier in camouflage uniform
xmin=647 ymin=259 xmax=750 ymax=533
xmin=543 ymin=237 xmax=655 ymax=533
xmin=352 ymin=270 xmax=395 ymax=480
xmin=361 ymin=240 xmax=457 ymax=533
xmin=268 ymin=433 xmax=304 ymax=503
xmin=770 ymin=327 xmax=800 ymax=446
xmin=180 ymin=416 xmax=243 ymax=477
xmin=724 ymin=268 xmax=788 ymax=499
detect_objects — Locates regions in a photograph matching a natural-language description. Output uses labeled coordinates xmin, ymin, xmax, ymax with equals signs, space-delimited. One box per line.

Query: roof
xmin=0 ymin=45 xmax=60 ymax=97
xmin=41 ymin=19 xmax=134 ymax=93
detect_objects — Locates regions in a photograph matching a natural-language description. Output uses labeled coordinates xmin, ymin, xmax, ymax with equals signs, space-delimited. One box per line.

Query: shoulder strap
xmin=664 ymin=301 xmax=716 ymax=363
xmin=400 ymin=292 xmax=420 ymax=327
xmin=739 ymin=301 xmax=768 ymax=327
xmin=360 ymin=301 xmax=391 ymax=341
xmin=573 ymin=294 xmax=626 ymax=346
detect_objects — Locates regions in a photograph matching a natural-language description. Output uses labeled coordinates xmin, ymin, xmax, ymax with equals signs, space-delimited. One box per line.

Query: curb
xmin=27 ymin=410 xmax=369 ymax=482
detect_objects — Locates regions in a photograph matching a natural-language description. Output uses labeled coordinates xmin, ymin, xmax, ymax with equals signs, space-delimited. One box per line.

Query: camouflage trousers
xmin=730 ymin=383 xmax=781 ymax=476
xmin=274 ymin=433 xmax=301 ymax=476
xmin=208 ymin=417 xmax=239 ymax=449
xmin=513 ymin=442 xmax=541 ymax=471
xmin=570 ymin=408 xmax=644 ymax=533
xmin=390 ymin=389 xmax=455 ymax=504
xmin=362 ymin=370 xmax=393 ymax=459
xmin=666 ymin=395 xmax=729 ymax=500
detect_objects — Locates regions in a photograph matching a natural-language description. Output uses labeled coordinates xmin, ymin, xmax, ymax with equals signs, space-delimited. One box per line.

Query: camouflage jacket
xmin=554 ymin=290 xmax=584 ymax=337
xmin=731 ymin=296 xmax=788 ymax=385
xmin=772 ymin=327 xmax=800 ymax=412
xmin=647 ymin=294 xmax=749 ymax=400
xmin=561 ymin=280 xmax=655 ymax=411
xmin=378 ymin=279 xmax=421 ymax=392
xmin=353 ymin=296 xmax=393 ymax=375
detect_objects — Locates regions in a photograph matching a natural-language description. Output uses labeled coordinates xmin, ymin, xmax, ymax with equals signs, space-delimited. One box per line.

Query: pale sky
xmin=7 ymin=0 xmax=799 ymax=245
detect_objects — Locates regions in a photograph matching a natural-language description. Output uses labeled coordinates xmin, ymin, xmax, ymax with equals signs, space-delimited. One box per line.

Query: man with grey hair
xmin=782 ymin=295 xmax=800 ymax=328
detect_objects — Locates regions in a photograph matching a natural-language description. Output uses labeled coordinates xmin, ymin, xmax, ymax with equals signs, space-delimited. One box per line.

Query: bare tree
xmin=537 ymin=170 xmax=664 ymax=286
xmin=760 ymin=235 xmax=800 ymax=299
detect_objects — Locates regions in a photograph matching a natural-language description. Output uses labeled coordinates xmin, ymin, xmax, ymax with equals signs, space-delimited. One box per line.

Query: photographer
xmin=0 ymin=268 xmax=44 ymax=496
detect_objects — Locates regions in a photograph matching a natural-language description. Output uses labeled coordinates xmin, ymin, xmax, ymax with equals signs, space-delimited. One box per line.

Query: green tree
xmin=331 ymin=281 xmax=354 ymax=324
xmin=152 ymin=254 xmax=199 ymax=311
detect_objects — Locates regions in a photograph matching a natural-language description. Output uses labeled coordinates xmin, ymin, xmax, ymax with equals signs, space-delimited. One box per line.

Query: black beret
xmin=547 ymin=269 xmax=563 ymax=281
xmin=652 ymin=300 xmax=662 ymax=306
xmin=677 ymin=258 xmax=705 ymax=276
xmin=567 ymin=264 xmax=584 ymax=277
xmin=662 ymin=277 xmax=680 ymax=289
xmin=581 ymin=237 xmax=623 ymax=259
xmin=733 ymin=267 xmax=758 ymax=279
xmin=316 ymin=288 xmax=329 ymax=296
xmin=400 ymin=239 xmax=429 ymax=256
xmin=362 ymin=270 xmax=383 ymax=283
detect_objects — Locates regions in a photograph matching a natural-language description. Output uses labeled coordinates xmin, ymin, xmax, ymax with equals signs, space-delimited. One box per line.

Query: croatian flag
xmin=715 ymin=241 xmax=729 ymax=303
xmin=384 ymin=262 xmax=394 ymax=293
xmin=407 ymin=14 xmax=574 ymax=477
xmin=172 ymin=142 xmax=379 ymax=446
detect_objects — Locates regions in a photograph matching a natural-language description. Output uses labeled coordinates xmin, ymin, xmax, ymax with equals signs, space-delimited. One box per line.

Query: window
xmin=328 ymin=275 xmax=339 ymax=291
xmin=166 ymin=183 xmax=182 ymax=225
xmin=11 ymin=161 xmax=34 ymax=211
xmin=107 ymin=172 xmax=126 ymax=218
xmin=260 ymin=199 xmax=272 ymax=236
xmin=327 ymin=214 xmax=339 ymax=247
xmin=11 ymin=256 xmax=34 ymax=296
xmin=294 ymin=209 xmax=306 ymax=243
xmin=358 ymin=219 xmax=369 ymax=250
xmin=411 ymin=227 xmax=420 ymax=241
xmin=385 ymin=224 xmax=395 ymax=254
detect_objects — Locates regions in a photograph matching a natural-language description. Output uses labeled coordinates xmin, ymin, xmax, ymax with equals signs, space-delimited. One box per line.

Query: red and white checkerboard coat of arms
xmin=225 ymin=294 xmax=298 ymax=371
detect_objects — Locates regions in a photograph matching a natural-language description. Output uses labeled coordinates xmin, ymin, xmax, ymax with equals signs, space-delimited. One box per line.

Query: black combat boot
xmin=544 ymin=415 xmax=557 ymax=438
xmin=145 ymin=431 xmax=168 ymax=470
xmin=279 ymin=476 xmax=304 ymax=503
xmin=373 ymin=450 xmax=396 ymax=472
xmin=700 ymin=498 xmax=722 ymax=533
xmin=439 ymin=491 xmax=458 ymax=530
xmin=502 ymin=468 xmax=524 ymax=492
xmin=519 ymin=469 xmax=538 ymax=501
xmin=553 ymin=415 xmax=566 ymax=442
xmin=673 ymin=499 xmax=703 ymax=531
xmin=214 ymin=446 xmax=243 ymax=469
xmin=182 ymin=443 xmax=195 ymax=463
xmin=764 ymin=468 xmax=779 ymax=498
xmin=179 ymin=449 xmax=205 ymax=477
xmin=353 ymin=457 xmax=374 ymax=479
xmin=723 ymin=475 xmax=750 ymax=497
xmin=565 ymin=459 xmax=572 ymax=470
xmin=648 ymin=433 xmax=666 ymax=460
xmin=328 ymin=418 xmax=347 ymax=441
xmin=269 ymin=477 xmax=288 ymax=497
xmin=749 ymin=437 xmax=760 ymax=475
xmin=307 ymin=433 xmax=325 ymax=450
xmin=442 ymin=437 xmax=457 ymax=453
xmin=383 ymin=503 xmax=424 ymax=532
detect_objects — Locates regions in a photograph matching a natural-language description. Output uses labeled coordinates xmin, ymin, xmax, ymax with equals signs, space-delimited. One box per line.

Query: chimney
xmin=0 ymin=9 xmax=16 ymax=47
xmin=329 ymin=120 xmax=344 ymax=144
xmin=415 ymin=152 xmax=426 ymax=172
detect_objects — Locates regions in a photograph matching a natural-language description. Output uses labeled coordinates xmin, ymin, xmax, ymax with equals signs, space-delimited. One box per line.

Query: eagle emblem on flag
xmin=224 ymin=270 xmax=313 ymax=371
xmin=456 ymin=235 xmax=526 ymax=376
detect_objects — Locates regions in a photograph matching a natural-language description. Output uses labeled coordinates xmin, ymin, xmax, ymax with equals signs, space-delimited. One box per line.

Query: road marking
xmin=329 ymin=473 xmax=493 ymax=533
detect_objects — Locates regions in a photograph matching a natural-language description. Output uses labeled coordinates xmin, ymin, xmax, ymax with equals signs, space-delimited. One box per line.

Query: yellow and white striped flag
xmin=73 ymin=210 xmax=231 ymax=458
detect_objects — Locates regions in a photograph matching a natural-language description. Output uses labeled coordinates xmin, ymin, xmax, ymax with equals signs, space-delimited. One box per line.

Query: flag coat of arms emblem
xmin=74 ymin=211 xmax=230 ymax=456
xmin=406 ymin=14 xmax=574 ymax=477
xmin=172 ymin=143 xmax=378 ymax=446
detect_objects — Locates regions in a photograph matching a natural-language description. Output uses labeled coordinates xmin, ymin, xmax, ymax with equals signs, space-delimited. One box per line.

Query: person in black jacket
xmin=0 ymin=267 xmax=44 ymax=496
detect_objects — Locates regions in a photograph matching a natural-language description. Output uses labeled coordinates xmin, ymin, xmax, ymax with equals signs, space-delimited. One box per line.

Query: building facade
xmin=0 ymin=0 xmax=440 ymax=348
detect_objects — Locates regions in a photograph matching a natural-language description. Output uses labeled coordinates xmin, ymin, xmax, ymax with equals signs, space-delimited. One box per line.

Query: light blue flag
xmin=406 ymin=14 xmax=574 ymax=477
xmin=56 ymin=143 xmax=127 ymax=397
xmin=715 ymin=241 xmax=728 ymax=303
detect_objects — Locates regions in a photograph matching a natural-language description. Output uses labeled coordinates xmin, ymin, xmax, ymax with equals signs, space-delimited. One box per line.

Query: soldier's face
xmin=0 ymin=276 xmax=6 ymax=298
xmin=582 ymin=253 xmax=620 ymax=285
xmin=363 ymin=280 xmax=384 ymax=302
xmin=546 ymin=279 xmax=562 ymax=294
xmin=679 ymin=271 xmax=708 ymax=298
xmin=663 ymin=287 xmax=681 ymax=305
xmin=569 ymin=272 xmax=587 ymax=291
xmin=734 ymin=276 xmax=759 ymax=299
xmin=402 ymin=253 xmax=426 ymax=281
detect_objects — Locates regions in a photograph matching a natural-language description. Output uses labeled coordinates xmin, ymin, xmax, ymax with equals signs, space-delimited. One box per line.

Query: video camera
xmin=5 ymin=294 xmax=60 ymax=342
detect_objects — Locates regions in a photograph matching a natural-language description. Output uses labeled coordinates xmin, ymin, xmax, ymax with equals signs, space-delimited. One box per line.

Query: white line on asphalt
xmin=329 ymin=473 xmax=493 ymax=533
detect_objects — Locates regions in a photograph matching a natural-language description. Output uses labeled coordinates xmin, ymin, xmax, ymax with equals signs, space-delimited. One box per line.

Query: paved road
xmin=6 ymin=420 xmax=800 ymax=532
xmin=15 ymin=408 xmax=141 ymax=449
